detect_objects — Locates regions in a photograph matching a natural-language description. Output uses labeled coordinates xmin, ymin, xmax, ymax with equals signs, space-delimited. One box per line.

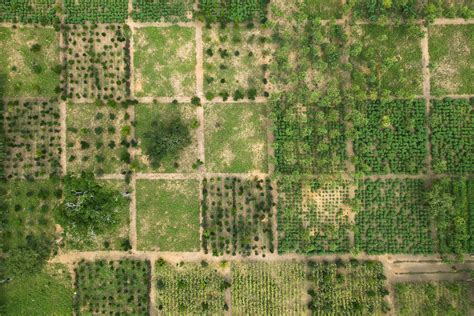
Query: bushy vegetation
xmin=74 ymin=259 xmax=150 ymax=315
xmin=155 ymin=259 xmax=227 ymax=314
xmin=352 ymin=99 xmax=427 ymax=174
xmin=198 ymin=0 xmax=269 ymax=23
xmin=430 ymin=98 xmax=473 ymax=173
xmin=132 ymin=0 xmax=193 ymax=22
xmin=64 ymin=0 xmax=128 ymax=23
xmin=307 ymin=260 xmax=390 ymax=314
xmin=277 ymin=177 xmax=351 ymax=254
xmin=0 ymin=0 xmax=58 ymax=24
xmin=231 ymin=261 xmax=306 ymax=315
xmin=355 ymin=179 xmax=434 ymax=254
xmin=201 ymin=176 xmax=275 ymax=256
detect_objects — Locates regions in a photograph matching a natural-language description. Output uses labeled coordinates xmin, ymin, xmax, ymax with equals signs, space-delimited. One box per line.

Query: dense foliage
xmin=427 ymin=177 xmax=473 ymax=261
xmin=55 ymin=172 xmax=128 ymax=244
xmin=355 ymin=179 xmax=433 ymax=254
xmin=0 ymin=0 xmax=58 ymax=24
xmin=430 ymin=98 xmax=473 ymax=174
xmin=201 ymin=176 xmax=274 ymax=256
xmin=307 ymin=260 xmax=389 ymax=314
xmin=64 ymin=0 xmax=128 ymax=23
xmin=277 ymin=177 xmax=351 ymax=254
xmin=198 ymin=0 xmax=269 ymax=23
xmin=141 ymin=114 xmax=192 ymax=169
xmin=352 ymin=99 xmax=427 ymax=174
xmin=74 ymin=259 xmax=150 ymax=314
xmin=132 ymin=0 xmax=193 ymax=22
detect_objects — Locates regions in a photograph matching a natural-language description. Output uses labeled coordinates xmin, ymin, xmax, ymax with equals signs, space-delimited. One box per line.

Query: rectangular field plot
xmin=307 ymin=260 xmax=389 ymax=315
xmin=0 ymin=27 xmax=60 ymax=97
xmin=64 ymin=24 xmax=130 ymax=101
xmin=66 ymin=102 xmax=133 ymax=175
xmin=429 ymin=25 xmax=474 ymax=96
xmin=355 ymin=179 xmax=434 ymax=254
xmin=430 ymin=98 xmax=473 ymax=173
xmin=394 ymin=281 xmax=471 ymax=315
xmin=133 ymin=26 xmax=196 ymax=98
xmin=231 ymin=261 xmax=306 ymax=315
xmin=203 ymin=24 xmax=271 ymax=101
xmin=201 ymin=176 xmax=275 ymax=256
xmin=74 ymin=259 xmax=150 ymax=315
xmin=353 ymin=99 xmax=428 ymax=174
xmin=198 ymin=0 xmax=269 ymax=23
xmin=60 ymin=179 xmax=130 ymax=251
xmin=136 ymin=179 xmax=200 ymax=251
xmin=0 ymin=0 xmax=57 ymax=24
xmin=277 ymin=177 xmax=352 ymax=254
xmin=64 ymin=0 xmax=128 ymax=23
xmin=1 ymin=99 xmax=62 ymax=179
xmin=134 ymin=103 xmax=199 ymax=173
xmin=204 ymin=103 xmax=268 ymax=173
xmin=351 ymin=24 xmax=423 ymax=98
xmin=131 ymin=0 xmax=193 ymax=22
xmin=154 ymin=260 xmax=227 ymax=314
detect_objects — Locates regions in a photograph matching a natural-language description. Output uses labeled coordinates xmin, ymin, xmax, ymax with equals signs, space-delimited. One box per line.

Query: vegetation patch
xmin=0 ymin=27 xmax=60 ymax=97
xmin=352 ymin=99 xmax=428 ymax=174
xmin=277 ymin=177 xmax=352 ymax=254
xmin=136 ymin=179 xmax=200 ymax=251
xmin=135 ymin=103 xmax=198 ymax=173
xmin=155 ymin=259 xmax=227 ymax=314
xmin=66 ymin=101 xmax=134 ymax=175
xmin=203 ymin=24 xmax=271 ymax=101
xmin=204 ymin=103 xmax=268 ymax=173
xmin=395 ymin=281 xmax=471 ymax=315
xmin=64 ymin=24 xmax=131 ymax=101
xmin=350 ymin=24 xmax=423 ymax=99
xmin=55 ymin=173 xmax=130 ymax=251
xmin=64 ymin=0 xmax=128 ymax=23
xmin=1 ymin=99 xmax=62 ymax=179
xmin=231 ymin=261 xmax=306 ymax=315
xmin=307 ymin=260 xmax=389 ymax=314
xmin=1 ymin=264 xmax=73 ymax=315
xmin=133 ymin=26 xmax=195 ymax=98
xmin=430 ymin=25 xmax=474 ymax=96
xmin=0 ymin=0 xmax=58 ymax=24
xmin=197 ymin=0 xmax=269 ymax=23
xmin=202 ymin=176 xmax=275 ymax=256
xmin=355 ymin=179 xmax=433 ymax=254
xmin=74 ymin=259 xmax=150 ymax=315
xmin=132 ymin=0 xmax=193 ymax=22
xmin=430 ymin=98 xmax=473 ymax=173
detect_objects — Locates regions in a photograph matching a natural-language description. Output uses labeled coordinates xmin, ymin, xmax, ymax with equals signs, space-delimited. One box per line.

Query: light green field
xmin=136 ymin=179 xmax=200 ymax=251
xmin=429 ymin=25 xmax=474 ymax=95
xmin=0 ymin=27 xmax=59 ymax=97
xmin=133 ymin=26 xmax=196 ymax=97
xmin=205 ymin=103 xmax=268 ymax=173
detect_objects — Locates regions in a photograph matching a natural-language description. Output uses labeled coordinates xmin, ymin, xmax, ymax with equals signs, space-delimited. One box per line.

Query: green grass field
xmin=133 ymin=26 xmax=196 ymax=97
xmin=429 ymin=25 xmax=474 ymax=95
xmin=0 ymin=27 xmax=59 ymax=97
xmin=134 ymin=103 xmax=199 ymax=173
xmin=204 ymin=103 xmax=268 ymax=173
xmin=136 ymin=179 xmax=200 ymax=251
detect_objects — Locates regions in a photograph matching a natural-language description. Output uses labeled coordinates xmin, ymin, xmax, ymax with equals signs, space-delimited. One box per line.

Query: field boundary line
xmin=421 ymin=25 xmax=433 ymax=175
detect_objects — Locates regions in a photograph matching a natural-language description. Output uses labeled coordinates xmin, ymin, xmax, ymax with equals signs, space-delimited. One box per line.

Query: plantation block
xmin=0 ymin=0 xmax=57 ymax=24
xmin=136 ymin=179 xmax=200 ymax=251
xmin=133 ymin=26 xmax=196 ymax=97
xmin=64 ymin=0 xmax=128 ymax=23
xmin=204 ymin=103 xmax=268 ymax=173
xmin=132 ymin=0 xmax=193 ymax=22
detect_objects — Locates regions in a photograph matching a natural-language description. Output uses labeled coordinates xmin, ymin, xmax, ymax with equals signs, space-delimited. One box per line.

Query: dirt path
xmin=421 ymin=25 xmax=433 ymax=175
xmin=195 ymin=21 xmax=204 ymax=97
xmin=59 ymin=102 xmax=67 ymax=175
xmin=130 ymin=175 xmax=138 ymax=250
xmin=196 ymin=106 xmax=206 ymax=172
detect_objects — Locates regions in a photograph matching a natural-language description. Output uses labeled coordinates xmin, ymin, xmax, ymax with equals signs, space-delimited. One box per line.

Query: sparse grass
xmin=429 ymin=25 xmax=474 ymax=96
xmin=134 ymin=103 xmax=198 ymax=173
xmin=136 ymin=179 xmax=200 ymax=251
xmin=204 ymin=103 xmax=268 ymax=173
xmin=305 ymin=0 xmax=344 ymax=19
xmin=0 ymin=264 xmax=73 ymax=315
xmin=0 ymin=27 xmax=60 ymax=97
xmin=133 ymin=26 xmax=196 ymax=97
xmin=351 ymin=24 xmax=423 ymax=98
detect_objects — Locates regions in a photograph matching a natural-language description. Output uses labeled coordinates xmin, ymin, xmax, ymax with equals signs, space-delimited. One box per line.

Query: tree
xmin=142 ymin=115 xmax=192 ymax=168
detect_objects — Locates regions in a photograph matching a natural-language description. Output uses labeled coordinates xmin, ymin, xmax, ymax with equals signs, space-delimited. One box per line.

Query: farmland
xmin=1 ymin=0 xmax=474 ymax=314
